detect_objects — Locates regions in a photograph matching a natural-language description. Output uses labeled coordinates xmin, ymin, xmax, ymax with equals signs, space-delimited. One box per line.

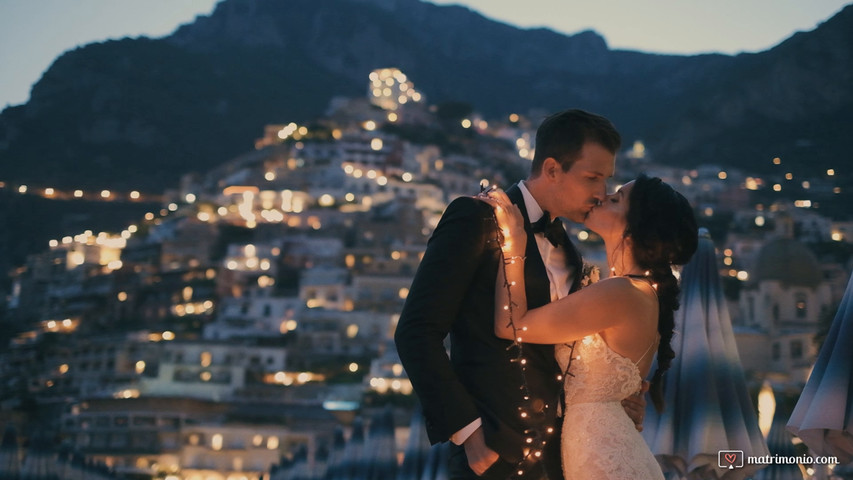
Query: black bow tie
xmin=530 ymin=211 xmax=567 ymax=247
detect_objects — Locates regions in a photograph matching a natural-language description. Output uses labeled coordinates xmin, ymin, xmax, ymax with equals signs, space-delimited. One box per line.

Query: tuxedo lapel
xmin=505 ymin=184 xmax=552 ymax=309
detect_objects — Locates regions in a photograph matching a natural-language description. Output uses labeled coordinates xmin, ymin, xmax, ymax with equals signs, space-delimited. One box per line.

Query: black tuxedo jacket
xmin=395 ymin=184 xmax=583 ymax=479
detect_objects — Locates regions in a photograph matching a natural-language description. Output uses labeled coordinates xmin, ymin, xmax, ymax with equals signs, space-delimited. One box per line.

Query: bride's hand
xmin=478 ymin=187 xmax=526 ymax=256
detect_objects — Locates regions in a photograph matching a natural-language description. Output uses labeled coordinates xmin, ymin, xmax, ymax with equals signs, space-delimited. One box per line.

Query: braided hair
xmin=625 ymin=174 xmax=698 ymax=412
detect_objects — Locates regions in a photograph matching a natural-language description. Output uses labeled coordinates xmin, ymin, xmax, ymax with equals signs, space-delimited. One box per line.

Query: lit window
xmin=267 ymin=436 xmax=279 ymax=450
xmin=795 ymin=294 xmax=807 ymax=319
xmin=346 ymin=324 xmax=359 ymax=338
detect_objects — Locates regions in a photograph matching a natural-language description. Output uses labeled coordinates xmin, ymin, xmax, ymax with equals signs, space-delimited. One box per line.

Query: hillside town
xmin=1 ymin=68 xmax=851 ymax=479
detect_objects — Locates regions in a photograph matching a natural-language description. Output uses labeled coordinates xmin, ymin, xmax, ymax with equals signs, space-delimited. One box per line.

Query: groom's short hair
xmin=531 ymin=109 xmax=621 ymax=175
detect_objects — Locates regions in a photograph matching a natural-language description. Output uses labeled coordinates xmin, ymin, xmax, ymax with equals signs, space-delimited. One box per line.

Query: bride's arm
xmin=482 ymin=189 xmax=634 ymax=345
xmin=496 ymin=265 xmax=636 ymax=344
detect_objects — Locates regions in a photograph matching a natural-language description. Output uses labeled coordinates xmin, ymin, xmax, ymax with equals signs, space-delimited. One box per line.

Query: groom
xmin=395 ymin=109 xmax=642 ymax=480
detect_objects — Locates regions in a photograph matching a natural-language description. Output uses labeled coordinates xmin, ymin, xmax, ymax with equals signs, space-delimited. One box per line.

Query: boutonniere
xmin=580 ymin=264 xmax=601 ymax=288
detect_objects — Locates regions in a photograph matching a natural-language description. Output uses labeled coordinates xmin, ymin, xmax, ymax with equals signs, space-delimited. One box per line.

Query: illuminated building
xmin=292 ymin=309 xmax=396 ymax=359
xmin=159 ymin=220 xmax=219 ymax=271
xmin=338 ymin=133 xmax=395 ymax=172
xmin=349 ymin=274 xmax=413 ymax=312
xmin=735 ymin=237 xmax=833 ymax=384
xmin=367 ymin=68 xmax=424 ymax=111
xmin=0 ymin=331 xmax=161 ymax=405
xmin=831 ymin=220 xmax=853 ymax=243
xmin=60 ymin=396 xmax=331 ymax=479
xmin=366 ymin=339 xmax=412 ymax=395
xmin=139 ymin=341 xmax=287 ymax=400
xmin=300 ymin=267 xmax=349 ymax=311
xmin=342 ymin=167 xmax=442 ymax=211
xmin=254 ymin=122 xmax=309 ymax=149
xmin=204 ymin=292 xmax=303 ymax=341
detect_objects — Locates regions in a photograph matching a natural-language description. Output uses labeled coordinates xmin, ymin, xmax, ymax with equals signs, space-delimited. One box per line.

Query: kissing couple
xmin=395 ymin=109 xmax=699 ymax=480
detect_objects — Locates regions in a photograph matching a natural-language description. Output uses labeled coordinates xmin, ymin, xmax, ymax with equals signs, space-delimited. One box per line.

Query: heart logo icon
xmin=724 ymin=453 xmax=737 ymax=464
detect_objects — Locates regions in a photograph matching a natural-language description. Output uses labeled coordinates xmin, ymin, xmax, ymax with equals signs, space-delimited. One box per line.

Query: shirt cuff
xmin=450 ymin=418 xmax=482 ymax=445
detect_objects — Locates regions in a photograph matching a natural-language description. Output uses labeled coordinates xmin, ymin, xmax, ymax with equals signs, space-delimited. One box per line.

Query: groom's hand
xmin=622 ymin=380 xmax=650 ymax=431
xmin=463 ymin=426 xmax=499 ymax=476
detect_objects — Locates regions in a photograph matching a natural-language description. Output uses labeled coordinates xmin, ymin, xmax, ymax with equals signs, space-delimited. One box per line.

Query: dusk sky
xmin=1 ymin=0 xmax=850 ymax=108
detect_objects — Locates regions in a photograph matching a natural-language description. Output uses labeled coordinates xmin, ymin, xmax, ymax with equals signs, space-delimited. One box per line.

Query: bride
xmin=481 ymin=174 xmax=698 ymax=479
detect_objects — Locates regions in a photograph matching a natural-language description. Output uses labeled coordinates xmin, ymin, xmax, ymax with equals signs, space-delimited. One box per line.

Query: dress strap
xmin=623 ymin=274 xmax=660 ymax=365
xmin=634 ymin=335 xmax=659 ymax=366
xmin=624 ymin=273 xmax=659 ymax=298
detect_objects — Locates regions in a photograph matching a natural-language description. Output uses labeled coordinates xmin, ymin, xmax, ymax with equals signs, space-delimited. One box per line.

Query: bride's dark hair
xmin=625 ymin=174 xmax=698 ymax=413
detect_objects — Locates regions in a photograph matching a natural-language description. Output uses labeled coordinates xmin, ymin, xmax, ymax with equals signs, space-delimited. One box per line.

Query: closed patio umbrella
xmin=787 ymin=270 xmax=853 ymax=464
xmin=397 ymin=405 xmax=431 ymax=480
xmin=642 ymin=229 xmax=769 ymax=479
xmin=364 ymin=408 xmax=397 ymax=480
xmin=755 ymin=402 xmax=804 ymax=480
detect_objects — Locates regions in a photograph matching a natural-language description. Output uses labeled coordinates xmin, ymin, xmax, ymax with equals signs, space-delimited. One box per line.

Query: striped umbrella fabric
xmin=324 ymin=427 xmax=347 ymax=480
xmin=312 ymin=440 xmax=331 ymax=480
xmin=397 ymin=406 xmax=431 ymax=480
xmin=417 ymin=442 xmax=449 ymax=480
xmin=364 ymin=408 xmax=397 ymax=480
xmin=755 ymin=403 xmax=804 ymax=480
xmin=338 ymin=418 xmax=366 ymax=480
xmin=290 ymin=444 xmax=311 ymax=480
xmin=642 ymin=229 xmax=769 ymax=479
xmin=270 ymin=454 xmax=294 ymax=480
xmin=787 ymin=270 xmax=853 ymax=464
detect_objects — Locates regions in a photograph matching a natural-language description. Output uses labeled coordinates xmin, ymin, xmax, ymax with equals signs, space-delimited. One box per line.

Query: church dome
xmin=752 ymin=237 xmax=822 ymax=287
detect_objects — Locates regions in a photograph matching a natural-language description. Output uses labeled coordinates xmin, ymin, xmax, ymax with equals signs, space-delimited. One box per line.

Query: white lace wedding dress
xmin=556 ymin=334 xmax=664 ymax=480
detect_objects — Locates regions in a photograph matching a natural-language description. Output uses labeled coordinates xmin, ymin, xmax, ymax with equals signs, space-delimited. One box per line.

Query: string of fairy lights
xmin=488 ymin=193 xmax=663 ymax=478
xmin=488 ymin=201 xmax=563 ymax=479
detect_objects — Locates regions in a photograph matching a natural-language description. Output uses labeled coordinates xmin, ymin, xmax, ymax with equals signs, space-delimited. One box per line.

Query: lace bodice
xmin=556 ymin=334 xmax=664 ymax=479
xmin=556 ymin=333 xmax=642 ymax=405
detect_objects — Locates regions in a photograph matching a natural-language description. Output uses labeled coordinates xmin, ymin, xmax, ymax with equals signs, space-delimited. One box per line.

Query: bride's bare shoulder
xmin=590 ymin=277 xmax=657 ymax=310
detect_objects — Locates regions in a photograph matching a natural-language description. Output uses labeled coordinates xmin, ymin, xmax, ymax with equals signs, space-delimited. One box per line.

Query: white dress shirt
xmin=518 ymin=181 xmax=572 ymax=301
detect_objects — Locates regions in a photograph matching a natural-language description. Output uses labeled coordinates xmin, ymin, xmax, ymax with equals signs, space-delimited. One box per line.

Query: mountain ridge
xmin=1 ymin=0 xmax=851 ymax=190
